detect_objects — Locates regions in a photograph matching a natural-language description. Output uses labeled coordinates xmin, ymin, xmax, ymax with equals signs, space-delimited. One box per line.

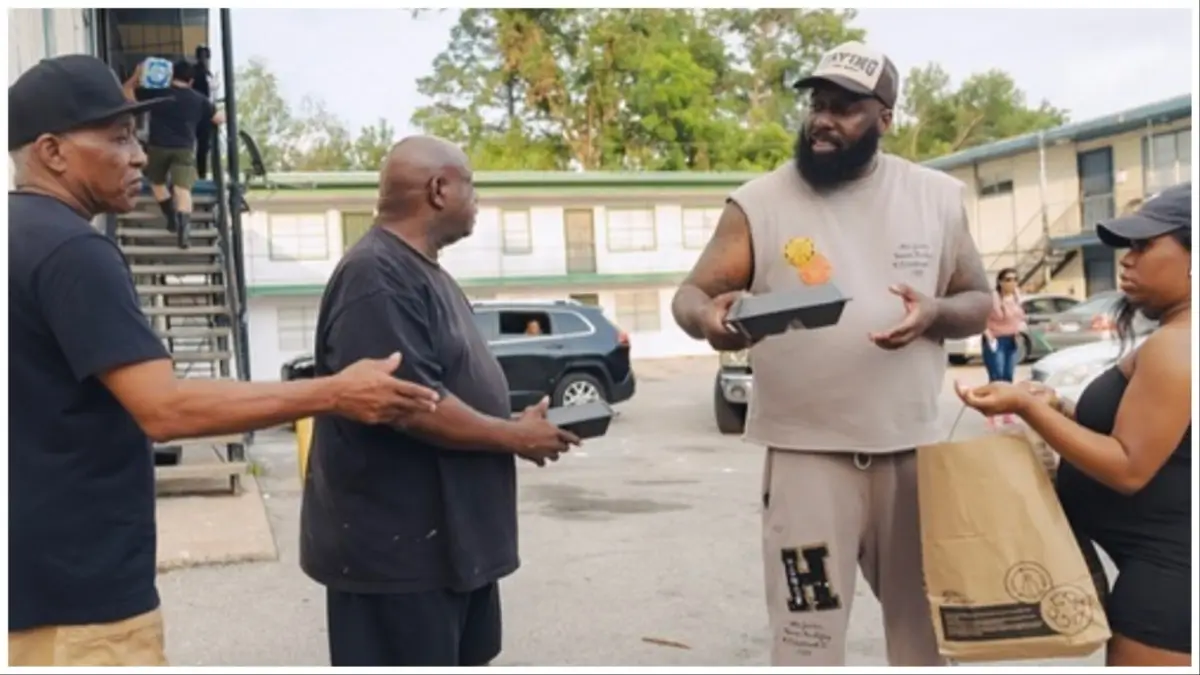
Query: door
xmin=1077 ymin=148 xmax=1115 ymax=231
xmin=489 ymin=310 xmax=561 ymax=410
xmin=564 ymin=209 xmax=597 ymax=274
xmin=1082 ymin=247 xmax=1117 ymax=296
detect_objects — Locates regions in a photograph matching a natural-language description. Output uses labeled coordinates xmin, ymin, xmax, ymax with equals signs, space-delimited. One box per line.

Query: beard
xmin=794 ymin=124 xmax=882 ymax=190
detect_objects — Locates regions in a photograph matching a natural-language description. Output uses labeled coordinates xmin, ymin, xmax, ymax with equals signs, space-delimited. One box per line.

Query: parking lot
xmin=157 ymin=356 xmax=1104 ymax=667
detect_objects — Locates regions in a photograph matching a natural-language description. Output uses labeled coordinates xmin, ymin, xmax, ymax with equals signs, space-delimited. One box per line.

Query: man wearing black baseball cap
xmin=9 ymin=54 xmax=441 ymax=666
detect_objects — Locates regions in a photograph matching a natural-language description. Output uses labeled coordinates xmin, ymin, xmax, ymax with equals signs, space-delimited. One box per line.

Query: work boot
xmin=158 ymin=199 xmax=177 ymax=232
xmin=176 ymin=212 xmax=191 ymax=250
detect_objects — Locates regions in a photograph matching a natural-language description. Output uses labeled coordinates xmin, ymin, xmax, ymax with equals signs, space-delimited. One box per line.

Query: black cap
xmin=1096 ymin=182 xmax=1192 ymax=248
xmin=8 ymin=54 xmax=166 ymax=151
xmin=794 ymin=42 xmax=900 ymax=109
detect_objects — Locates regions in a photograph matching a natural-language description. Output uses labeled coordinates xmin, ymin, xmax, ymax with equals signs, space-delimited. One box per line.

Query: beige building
xmin=926 ymin=94 xmax=1191 ymax=298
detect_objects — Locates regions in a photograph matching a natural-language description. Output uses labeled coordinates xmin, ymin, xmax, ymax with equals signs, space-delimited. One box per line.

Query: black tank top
xmin=1056 ymin=366 xmax=1191 ymax=570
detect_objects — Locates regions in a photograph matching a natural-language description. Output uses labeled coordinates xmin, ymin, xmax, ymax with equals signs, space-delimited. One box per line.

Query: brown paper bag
xmin=918 ymin=428 xmax=1110 ymax=662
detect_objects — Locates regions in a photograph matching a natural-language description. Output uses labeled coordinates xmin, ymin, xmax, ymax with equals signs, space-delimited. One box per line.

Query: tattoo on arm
xmin=927 ymin=206 xmax=992 ymax=341
xmin=671 ymin=201 xmax=754 ymax=337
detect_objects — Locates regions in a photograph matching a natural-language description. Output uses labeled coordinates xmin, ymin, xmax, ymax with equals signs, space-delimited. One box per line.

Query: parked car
xmin=945 ymin=292 xmax=1080 ymax=365
xmin=1029 ymin=332 xmax=1150 ymax=404
xmin=714 ymin=348 xmax=752 ymax=434
xmin=1037 ymin=290 xmax=1156 ymax=354
xmin=280 ymin=299 xmax=636 ymax=414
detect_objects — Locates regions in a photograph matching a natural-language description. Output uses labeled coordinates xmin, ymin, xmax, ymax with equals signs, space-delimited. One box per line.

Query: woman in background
xmin=981 ymin=267 xmax=1026 ymax=427
xmin=956 ymin=182 xmax=1192 ymax=667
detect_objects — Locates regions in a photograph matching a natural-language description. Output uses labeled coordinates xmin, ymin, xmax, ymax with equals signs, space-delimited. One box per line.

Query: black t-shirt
xmin=8 ymin=193 xmax=170 ymax=631
xmin=299 ymin=227 xmax=518 ymax=595
xmin=135 ymin=85 xmax=214 ymax=149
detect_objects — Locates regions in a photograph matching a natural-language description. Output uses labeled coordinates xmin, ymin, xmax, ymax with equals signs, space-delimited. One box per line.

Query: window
xmin=472 ymin=310 xmax=498 ymax=340
xmin=614 ymin=290 xmax=661 ymax=331
xmin=341 ymin=211 xmax=374 ymax=252
xmin=277 ymin=306 xmax=319 ymax=352
xmin=1143 ymin=128 xmax=1191 ymax=194
xmin=978 ymin=177 xmax=1014 ymax=197
xmin=499 ymin=311 xmax=550 ymax=337
xmin=549 ymin=311 xmax=592 ymax=335
xmin=569 ymin=293 xmax=600 ymax=306
xmin=606 ymin=209 xmax=657 ymax=252
xmin=501 ymin=210 xmax=532 ymax=255
xmin=682 ymin=207 xmax=721 ymax=249
xmin=269 ymin=213 xmax=329 ymax=261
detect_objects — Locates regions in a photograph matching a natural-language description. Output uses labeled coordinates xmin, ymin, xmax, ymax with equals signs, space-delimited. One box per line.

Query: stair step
xmin=172 ymin=351 xmax=234 ymax=363
xmin=117 ymin=226 xmax=220 ymax=238
xmin=120 ymin=210 xmax=215 ymax=223
xmin=144 ymin=305 xmax=231 ymax=317
xmin=155 ymin=461 xmax=248 ymax=485
xmin=122 ymin=245 xmax=222 ymax=256
xmin=130 ymin=263 xmax=223 ymax=275
xmin=137 ymin=284 xmax=228 ymax=296
xmin=157 ymin=326 xmax=233 ymax=339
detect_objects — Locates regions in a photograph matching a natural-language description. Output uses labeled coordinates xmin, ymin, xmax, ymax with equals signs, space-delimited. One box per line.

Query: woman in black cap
xmin=956 ymin=181 xmax=1192 ymax=667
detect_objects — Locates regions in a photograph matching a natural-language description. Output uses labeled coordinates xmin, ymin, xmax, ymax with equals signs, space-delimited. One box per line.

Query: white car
xmin=1028 ymin=335 xmax=1148 ymax=403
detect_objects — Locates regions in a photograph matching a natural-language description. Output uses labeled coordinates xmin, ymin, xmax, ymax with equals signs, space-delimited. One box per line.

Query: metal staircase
xmin=114 ymin=191 xmax=249 ymax=493
xmin=983 ymin=201 xmax=1079 ymax=291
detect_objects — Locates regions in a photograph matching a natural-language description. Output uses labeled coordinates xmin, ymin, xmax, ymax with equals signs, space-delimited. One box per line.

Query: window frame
xmin=605 ymin=208 xmax=658 ymax=253
xmin=268 ymin=212 xmax=330 ymax=261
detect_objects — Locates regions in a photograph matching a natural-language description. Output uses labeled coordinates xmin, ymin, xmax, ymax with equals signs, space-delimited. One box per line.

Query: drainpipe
xmin=1036 ymin=130 xmax=1051 ymax=286
xmin=220 ymin=8 xmax=251 ymax=382
xmin=1145 ymin=119 xmax=1156 ymax=194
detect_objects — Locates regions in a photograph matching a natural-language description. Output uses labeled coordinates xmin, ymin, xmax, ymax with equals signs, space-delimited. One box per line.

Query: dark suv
xmin=280 ymin=299 xmax=637 ymax=411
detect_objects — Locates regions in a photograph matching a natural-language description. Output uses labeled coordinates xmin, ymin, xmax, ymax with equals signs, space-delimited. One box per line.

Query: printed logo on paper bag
xmin=938 ymin=560 xmax=1097 ymax=642
xmin=783 ymin=237 xmax=833 ymax=286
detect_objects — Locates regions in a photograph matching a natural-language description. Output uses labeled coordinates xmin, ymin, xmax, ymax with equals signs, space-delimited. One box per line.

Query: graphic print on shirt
xmin=890 ymin=240 xmax=936 ymax=280
xmin=783 ymin=236 xmax=834 ymax=286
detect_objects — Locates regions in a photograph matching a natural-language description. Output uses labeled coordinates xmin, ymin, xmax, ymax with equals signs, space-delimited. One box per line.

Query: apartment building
xmin=241 ymin=172 xmax=755 ymax=380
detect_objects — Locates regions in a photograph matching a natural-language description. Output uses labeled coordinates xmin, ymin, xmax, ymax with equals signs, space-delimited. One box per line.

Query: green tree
xmin=884 ymin=64 xmax=1068 ymax=161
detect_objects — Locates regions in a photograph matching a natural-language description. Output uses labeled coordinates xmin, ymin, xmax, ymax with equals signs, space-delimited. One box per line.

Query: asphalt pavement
xmin=157 ymin=357 xmax=1107 ymax=667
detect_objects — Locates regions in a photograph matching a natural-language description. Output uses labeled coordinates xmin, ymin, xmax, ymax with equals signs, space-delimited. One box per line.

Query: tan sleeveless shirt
xmin=729 ymin=154 xmax=966 ymax=453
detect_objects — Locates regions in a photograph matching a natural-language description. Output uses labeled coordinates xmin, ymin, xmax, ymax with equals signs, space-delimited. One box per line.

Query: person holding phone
xmin=981 ymin=267 xmax=1026 ymax=427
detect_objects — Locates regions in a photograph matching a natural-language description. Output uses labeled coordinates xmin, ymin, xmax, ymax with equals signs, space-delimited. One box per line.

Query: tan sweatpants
xmin=762 ymin=448 xmax=944 ymax=667
xmin=7 ymin=608 xmax=168 ymax=667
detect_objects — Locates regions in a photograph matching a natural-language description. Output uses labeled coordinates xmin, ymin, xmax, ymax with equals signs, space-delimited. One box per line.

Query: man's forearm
xmin=672 ymin=284 xmax=711 ymax=339
xmin=928 ymin=291 xmax=992 ymax=340
xmin=399 ymin=394 xmax=518 ymax=453
xmin=149 ymin=378 xmax=341 ymax=442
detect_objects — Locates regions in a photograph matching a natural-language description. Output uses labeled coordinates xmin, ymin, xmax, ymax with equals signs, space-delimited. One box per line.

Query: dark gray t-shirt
xmin=299 ymin=226 xmax=517 ymax=595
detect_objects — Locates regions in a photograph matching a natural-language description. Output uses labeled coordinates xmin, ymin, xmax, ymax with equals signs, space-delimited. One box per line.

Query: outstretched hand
xmin=954 ymin=380 xmax=1034 ymax=417
xmin=869 ymin=284 xmax=938 ymax=350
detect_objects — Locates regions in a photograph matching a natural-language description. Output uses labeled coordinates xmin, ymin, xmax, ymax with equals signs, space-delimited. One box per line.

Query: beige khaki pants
xmin=7 ymin=608 xmax=168 ymax=667
xmin=762 ymin=448 xmax=944 ymax=667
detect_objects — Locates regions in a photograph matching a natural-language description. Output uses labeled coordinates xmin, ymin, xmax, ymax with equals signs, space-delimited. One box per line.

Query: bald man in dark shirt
xmin=299 ymin=136 xmax=580 ymax=667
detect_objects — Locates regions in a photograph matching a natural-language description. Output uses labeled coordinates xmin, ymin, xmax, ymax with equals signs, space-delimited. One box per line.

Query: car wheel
xmin=713 ymin=375 xmax=747 ymax=435
xmin=552 ymin=372 xmax=608 ymax=407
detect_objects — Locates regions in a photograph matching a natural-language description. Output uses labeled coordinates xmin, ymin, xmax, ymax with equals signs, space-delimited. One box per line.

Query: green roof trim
xmin=247 ymin=271 xmax=689 ymax=298
xmin=250 ymin=170 xmax=760 ymax=193
xmin=924 ymin=94 xmax=1191 ymax=172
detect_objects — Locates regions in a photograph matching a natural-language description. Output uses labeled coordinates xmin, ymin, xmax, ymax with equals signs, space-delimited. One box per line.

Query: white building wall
xmin=8 ymin=9 xmax=93 ymax=85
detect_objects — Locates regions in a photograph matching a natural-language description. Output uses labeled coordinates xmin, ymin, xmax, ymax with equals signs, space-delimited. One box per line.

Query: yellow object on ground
xmin=295 ymin=417 xmax=313 ymax=481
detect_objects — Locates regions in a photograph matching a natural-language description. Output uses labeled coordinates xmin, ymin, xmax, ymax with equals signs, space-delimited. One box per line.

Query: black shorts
xmin=325 ymin=584 xmax=502 ymax=667
xmin=1106 ymin=558 xmax=1192 ymax=654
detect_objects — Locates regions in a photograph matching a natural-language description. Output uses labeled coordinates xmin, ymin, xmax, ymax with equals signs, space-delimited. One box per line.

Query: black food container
xmin=724 ymin=284 xmax=851 ymax=343
xmin=545 ymin=400 xmax=615 ymax=440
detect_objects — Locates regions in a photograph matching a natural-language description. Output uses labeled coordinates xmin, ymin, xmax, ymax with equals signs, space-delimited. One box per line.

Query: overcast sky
xmin=212 ymin=7 xmax=1195 ymax=137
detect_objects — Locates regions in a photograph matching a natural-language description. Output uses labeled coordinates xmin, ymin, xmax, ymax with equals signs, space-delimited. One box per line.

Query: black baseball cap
xmin=1096 ymin=182 xmax=1192 ymax=248
xmin=8 ymin=54 xmax=166 ymax=151
xmin=794 ymin=42 xmax=900 ymax=109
